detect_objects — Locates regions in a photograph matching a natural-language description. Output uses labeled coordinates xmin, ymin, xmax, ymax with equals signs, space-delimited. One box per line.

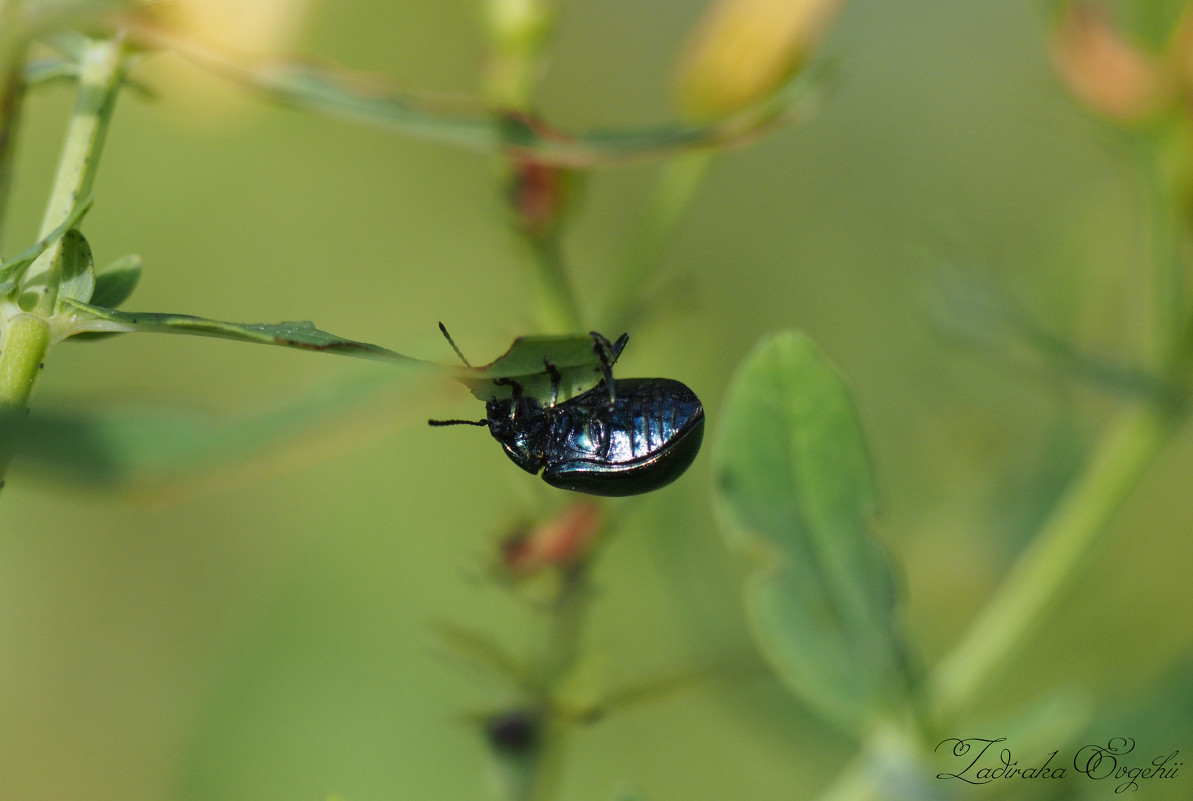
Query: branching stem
xmin=0 ymin=34 xmax=125 ymax=495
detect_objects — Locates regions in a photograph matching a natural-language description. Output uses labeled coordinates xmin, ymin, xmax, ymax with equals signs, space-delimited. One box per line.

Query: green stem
xmin=542 ymin=563 xmax=590 ymax=689
xmin=807 ymin=405 xmax=1179 ymax=801
xmin=602 ymin=152 xmax=712 ymax=332
xmin=21 ymin=34 xmax=124 ymax=316
xmin=0 ymin=312 xmax=49 ymax=486
xmin=812 ymin=115 xmax=1193 ymax=801
xmin=929 ymin=119 xmax=1192 ymax=727
xmin=0 ymin=62 xmax=25 ymax=247
xmin=1139 ymin=124 xmax=1189 ymax=373
xmin=0 ymin=313 xmax=47 ymax=411
xmin=0 ymin=0 xmax=29 ymax=249
xmin=525 ymin=231 xmax=583 ymax=333
xmin=524 ymin=718 xmax=569 ymax=801
xmin=928 ymin=403 xmax=1178 ymax=722
xmin=520 ymin=563 xmax=591 ymax=801
xmin=0 ymin=35 xmax=124 ymax=495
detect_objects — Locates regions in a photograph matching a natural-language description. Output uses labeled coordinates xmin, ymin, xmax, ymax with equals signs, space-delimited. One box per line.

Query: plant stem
xmin=928 ymin=402 xmax=1178 ymax=722
xmin=0 ymin=35 xmax=124 ymax=495
xmin=929 ymin=120 xmax=1192 ymax=723
xmin=542 ymin=562 xmax=590 ymax=691
xmin=0 ymin=0 xmax=30 ymax=249
xmin=806 ymin=403 xmax=1180 ymax=801
xmin=813 ymin=104 xmax=1193 ymax=801
xmin=602 ymin=151 xmax=712 ymax=332
xmin=0 ymin=63 xmax=25 ymax=248
xmin=525 ymin=231 xmax=583 ymax=333
xmin=0 ymin=313 xmax=46 ymax=407
xmin=1137 ymin=123 xmax=1190 ymax=373
xmin=22 ymin=34 xmax=124 ymax=317
xmin=520 ymin=562 xmax=591 ymax=801
xmin=0 ymin=312 xmax=48 ymax=482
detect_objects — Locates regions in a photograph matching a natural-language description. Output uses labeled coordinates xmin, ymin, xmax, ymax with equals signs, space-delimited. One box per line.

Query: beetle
xmin=428 ymin=325 xmax=704 ymax=496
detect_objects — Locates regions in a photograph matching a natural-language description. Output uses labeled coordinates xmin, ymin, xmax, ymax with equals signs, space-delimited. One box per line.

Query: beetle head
xmin=486 ymin=394 xmax=549 ymax=474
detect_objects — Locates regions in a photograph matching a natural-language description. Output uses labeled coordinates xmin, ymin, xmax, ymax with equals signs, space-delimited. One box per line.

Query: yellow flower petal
xmin=674 ymin=0 xmax=843 ymax=120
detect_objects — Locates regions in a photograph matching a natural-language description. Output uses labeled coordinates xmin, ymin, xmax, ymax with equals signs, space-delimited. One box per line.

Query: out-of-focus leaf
xmin=57 ymin=228 xmax=95 ymax=304
xmin=713 ymin=331 xmax=908 ymax=737
xmin=62 ymin=298 xmax=429 ymax=366
xmin=433 ymin=622 xmax=530 ymax=690
xmin=610 ymin=786 xmax=648 ymax=801
xmin=591 ymin=658 xmax=758 ymax=721
xmin=125 ymin=23 xmax=835 ymax=167
xmin=932 ymin=276 xmax=1178 ymax=403
xmin=1072 ymin=659 xmax=1193 ymax=765
xmin=1120 ymin=0 xmax=1187 ymax=52
xmin=23 ymin=57 xmax=78 ymax=85
xmin=25 ymin=49 xmax=154 ymax=96
xmin=959 ymin=691 xmax=1091 ymax=768
xmin=0 ymin=367 xmax=428 ymax=497
xmin=0 ymin=195 xmax=93 ymax=284
xmin=89 ymin=253 xmax=141 ymax=308
xmin=39 ymin=27 xmax=89 ymax=61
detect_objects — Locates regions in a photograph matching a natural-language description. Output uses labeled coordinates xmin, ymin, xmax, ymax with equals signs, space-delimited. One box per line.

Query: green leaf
xmin=25 ymin=50 xmax=155 ymax=97
xmin=40 ymin=28 xmax=90 ymax=61
xmin=713 ymin=331 xmax=909 ymax=736
xmin=138 ymin=27 xmax=835 ymax=167
xmin=89 ymin=253 xmax=141 ymax=308
xmin=23 ymin=57 xmax=78 ymax=86
xmin=1120 ymin=0 xmax=1187 ymax=52
xmin=57 ymin=228 xmax=95 ymax=304
xmin=433 ymin=622 xmax=530 ymax=690
xmin=610 ymin=786 xmax=649 ymax=801
xmin=62 ymin=298 xmax=428 ymax=367
xmin=0 ymin=195 xmax=93 ymax=285
xmin=450 ymin=332 xmax=615 ymax=402
xmin=932 ymin=276 xmax=1177 ymax=403
xmin=0 ymin=367 xmax=421 ymax=494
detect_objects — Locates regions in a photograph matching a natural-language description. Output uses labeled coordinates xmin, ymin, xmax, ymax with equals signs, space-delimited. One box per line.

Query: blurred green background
xmin=2 ymin=1 xmax=1191 ymax=799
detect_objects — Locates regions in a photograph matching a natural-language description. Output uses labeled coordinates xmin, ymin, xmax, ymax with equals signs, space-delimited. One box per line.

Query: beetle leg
xmin=609 ymin=333 xmax=629 ymax=363
xmin=493 ymin=377 xmax=524 ymax=423
xmin=493 ymin=377 xmax=523 ymax=397
xmin=590 ymin=332 xmax=629 ymax=365
xmin=590 ymin=332 xmax=620 ymax=406
xmin=543 ymin=357 xmax=562 ymax=407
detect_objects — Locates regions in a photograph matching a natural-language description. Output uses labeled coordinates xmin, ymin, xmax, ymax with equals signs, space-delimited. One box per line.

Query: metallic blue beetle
xmin=429 ymin=327 xmax=704 ymax=496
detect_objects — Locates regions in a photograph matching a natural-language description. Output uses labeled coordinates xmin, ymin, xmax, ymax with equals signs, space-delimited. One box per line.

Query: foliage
xmin=1 ymin=2 xmax=1191 ymax=801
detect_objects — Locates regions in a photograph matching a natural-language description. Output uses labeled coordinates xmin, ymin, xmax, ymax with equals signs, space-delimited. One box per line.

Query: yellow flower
xmin=674 ymin=0 xmax=843 ymax=120
xmin=172 ymin=0 xmax=316 ymax=55
xmin=1051 ymin=3 xmax=1169 ymax=122
xmin=134 ymin=0 xmax=317 ymax=127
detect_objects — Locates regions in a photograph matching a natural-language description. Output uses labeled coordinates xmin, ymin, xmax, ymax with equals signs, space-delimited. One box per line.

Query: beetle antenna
xmin=428 ymin=418 xmax=489 ymax=427
xmin=438 ymin=322 xmax=473 ymax=367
